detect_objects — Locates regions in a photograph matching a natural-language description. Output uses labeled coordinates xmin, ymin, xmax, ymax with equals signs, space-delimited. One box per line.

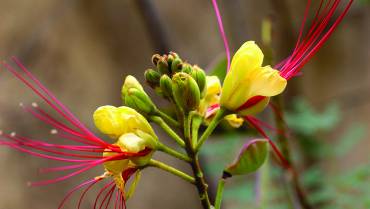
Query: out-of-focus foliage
xmin=359 ymin=0 xmax=370 ymax=5
xmin=202 ymin=98 xmax=369 ymax=209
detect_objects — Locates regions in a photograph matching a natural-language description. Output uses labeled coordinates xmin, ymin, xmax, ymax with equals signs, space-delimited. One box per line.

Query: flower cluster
xmin=0 ymin=0 xmax=353 ymax=209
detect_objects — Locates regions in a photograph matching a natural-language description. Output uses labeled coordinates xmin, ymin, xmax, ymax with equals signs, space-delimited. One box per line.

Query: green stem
xmin=151 ymin=116 xmax=185 ymax=147
xmin=214 ymin=178 xmax=226 ymax=209
xmin=184 ymin=113 xmax=212 ymax=209
xmin=148 ymin=159 xmax=195 ymax=184
xmin=258 ymin=154 xmax=270 ymax=209
xmin=191 ymin=114 xmax=202 ymax=149
xmin=196 ymin=108 xmax=226 ymax=152
xmin=155 ymin=109 xmax=180 ymax=127
xmin=157 ymin=142 xmax=191 ymax=162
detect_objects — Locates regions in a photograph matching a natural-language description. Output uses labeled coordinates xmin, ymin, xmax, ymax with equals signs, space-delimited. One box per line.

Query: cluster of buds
xmin=144 ymin=52 xmax=207 ymax=112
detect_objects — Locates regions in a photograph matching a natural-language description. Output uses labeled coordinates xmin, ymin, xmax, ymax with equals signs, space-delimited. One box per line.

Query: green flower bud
xmin=190 ymin=66 xmax=207 ymax=98
xmin=144 ymin=69 xmax=161 ymax=88
xmin=169 ymin=51 xmax=179 ymax=59
xmin=125 ymin=88 xmax=156 ymax=115
xmin=122 ymin=75 xmax=157 ymax=115
xmin=159 ymin=74 xmax=173 ymax=98
xmin=166 ymin=54 xmax=174 ymax=67
xmin=181 ymin=63 xmax=193 ymax=74
xmin=171 ymin=57 xmax=183 ymax=73
xmin=151 ymin=54 xmax=161 ymax=66
xmin=172 ymin=72 xmax=201 ymax=111
xmin=157 ymin=57 xmax=170 ymax=75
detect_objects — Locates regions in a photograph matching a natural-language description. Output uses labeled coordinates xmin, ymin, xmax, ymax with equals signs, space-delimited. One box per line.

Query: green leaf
xmin=224 ymin=139 xmax=269 ymax=176
xmin=333 ymin=123 xmax=366 ymax=157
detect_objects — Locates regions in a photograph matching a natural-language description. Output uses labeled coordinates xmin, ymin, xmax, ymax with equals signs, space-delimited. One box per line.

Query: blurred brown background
xmin=0 ymin=0 xmax=369 ymax=209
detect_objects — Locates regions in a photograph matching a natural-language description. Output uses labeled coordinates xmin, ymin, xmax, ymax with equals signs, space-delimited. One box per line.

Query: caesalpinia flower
xmin=216 ymin=0 xmax=353 ymax=117
xmin=220 ymin=41 xmax=287 ymax=116
xmin=0 ymin=58 xmax=157 ymax=209
xmin=211 ymin=0 xmax=353 ymax=166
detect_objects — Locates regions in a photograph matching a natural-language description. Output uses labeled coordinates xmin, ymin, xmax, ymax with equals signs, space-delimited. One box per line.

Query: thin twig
xmin=134 ymin=0 xmax=170 ymax=54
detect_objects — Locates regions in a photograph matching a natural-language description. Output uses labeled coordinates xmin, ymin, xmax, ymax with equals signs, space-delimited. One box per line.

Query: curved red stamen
xmin=278 ymin=0 xmax=353 ymax=79
xmin=211 ymin=0 xmax=231 ymax=71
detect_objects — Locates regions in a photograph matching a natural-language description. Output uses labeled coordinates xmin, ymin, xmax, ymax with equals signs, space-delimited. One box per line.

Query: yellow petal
xmin=103 ymin=150 xmax=129 ymax=175
xmin=224 ymin=114 xmax=244 ymax=128
xmin=93 ymin=105 xmax=155 ymax=139
xmin=247 ymin=66 xmax=287 ymax=97
xmin=205 ymin=76 xmax=222 ymax=97
xmin=221 ymin=41 xmax=264 ymax=109
xmin=93 ymin=105 xmax=125 ymax=139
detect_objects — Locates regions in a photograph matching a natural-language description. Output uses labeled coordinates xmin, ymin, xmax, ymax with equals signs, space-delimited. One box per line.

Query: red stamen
xmin=244 ymin=116 xmax=290 ymax=169
xmin=57 ymin=178 xmax=97 ymax=209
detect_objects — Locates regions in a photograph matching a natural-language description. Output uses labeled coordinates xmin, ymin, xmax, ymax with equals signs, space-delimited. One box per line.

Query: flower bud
xmin=144 ymin=69 xmax=161 ymax=88
xmin=181 ymin=63 xmax=193 ymax=74
xmin=172 ymin=72 xmax=200 ymax=111
xmin=171 ymin=57 xmax=183 ymax=73
xmin=190 ymin=66 xmax=207 ymax=98
xmin=224 ymin=139 xmax=268 ymax=176
xmin=157 ymin=57 xmax=170 ymax=75
xmin=124 ymin=88 xmax=156 ymax=115
xmin=159 ymin=74 xmax=173 ymax=98
xmin=169 ymin=51 xmax=179 ymax=59
xmin=151 ymin=54 xmax=161 ymax=66
xmin=224 ymin=114 xmax=244 ymax=128
xmin=122 ymin=75 xmax=157 ymax=115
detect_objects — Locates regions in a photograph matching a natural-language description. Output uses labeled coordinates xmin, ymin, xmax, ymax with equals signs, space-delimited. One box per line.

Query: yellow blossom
xmin=220 ymin=41 xmax=287 ymax=116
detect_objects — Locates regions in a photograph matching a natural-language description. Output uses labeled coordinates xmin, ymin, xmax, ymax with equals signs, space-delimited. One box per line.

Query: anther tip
xmin=31 ymin=102 xmax=38 ymax=107
xmin=10 ymin=132 xmax=16 ymax=137
xmin=50 ymin=129 xmax=58 ymax=135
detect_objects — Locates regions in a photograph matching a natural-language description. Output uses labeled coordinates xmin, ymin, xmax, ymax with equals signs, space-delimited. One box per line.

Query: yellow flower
xmin=200 ymin=76 xmax=244 ymax=128
xmin=220 ymin=41 xmax=287 ymax=116
xmin=198 ymin=76 xmax=222 ymax=115
xmin=93 ymin=105 xmax=156 ymax=139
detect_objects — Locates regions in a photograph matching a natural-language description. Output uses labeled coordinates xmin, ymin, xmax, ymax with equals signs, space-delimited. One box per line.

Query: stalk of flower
xmin=0 ymin=58 xmax=158 ymax=208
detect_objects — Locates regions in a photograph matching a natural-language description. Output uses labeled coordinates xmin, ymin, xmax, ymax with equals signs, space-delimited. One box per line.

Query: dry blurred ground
xmin=0 ymin=0 xmax=369 ymax=209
